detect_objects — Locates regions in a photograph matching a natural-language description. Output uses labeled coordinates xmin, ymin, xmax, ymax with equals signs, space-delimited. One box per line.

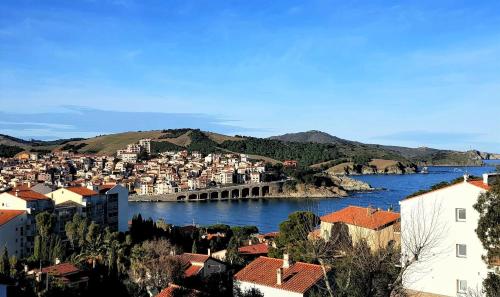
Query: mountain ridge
xmin=0 ymin=129 xmax=491 ymax=166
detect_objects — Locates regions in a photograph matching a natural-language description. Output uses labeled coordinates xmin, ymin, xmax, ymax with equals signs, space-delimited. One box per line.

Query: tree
xmin=225 ymin=236 xmax=244 ymax=266
xmin=33 ymin=212 xmax=62 ymax=264
xmin=129 ymin=239 xmax=184 ymax=296
xmin=0 ymin=246 xmax=10 ymax=277
xmin=271 ymin=211 xmax=320 ymax=262
xmin=474 ymin=182 xmax=500 ymax=297
xmin=191 ymin=240 xmax=198 ymax=254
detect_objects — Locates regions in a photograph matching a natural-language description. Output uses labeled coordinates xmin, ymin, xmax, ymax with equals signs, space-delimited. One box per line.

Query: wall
xmin=235 ymin=281 xmax=303 ymax=297
xmin=399 ymin=182 xmax=489 ymax=297
xmin=0 ymin=212 xmax=27 ymax=258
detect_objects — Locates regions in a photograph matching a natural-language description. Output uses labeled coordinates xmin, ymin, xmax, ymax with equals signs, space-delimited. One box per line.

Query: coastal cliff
xmin=274 ymin=175 xmax=374 ymax=198
xmin=327 ymin=159 xmax=418 ymax=175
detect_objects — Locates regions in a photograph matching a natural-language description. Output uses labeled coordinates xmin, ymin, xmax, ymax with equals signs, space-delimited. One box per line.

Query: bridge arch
xmin=241 ymin=188 xmax=250 ymax=198
xmin=199 ymin=193 xmax=208 ymax=200
xmin=231 ymin=189 xmax=240 ymax=199
xmin=262 ymin=186 xmax=270 ymax=196
xmin=251 ymin=187 xmax=260 ymax=197
xmin=188 ymin=193 xmax=198 ymax=200
xmin=210 ymin=192 xmax=218 ymax=199
xmin=221 ymin=190 xmax=229 ymax=199
xmin=177 ymin=195 xmax=186 ymax=201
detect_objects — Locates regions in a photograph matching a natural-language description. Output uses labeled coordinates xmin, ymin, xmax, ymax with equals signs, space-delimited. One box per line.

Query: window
xmin=456 ymin=244 xmax=467 ymax=257
xmin=456 ymin=208 xmax=466 ymax=221
xmin=457 ymin=279 xmax=467 ymax=293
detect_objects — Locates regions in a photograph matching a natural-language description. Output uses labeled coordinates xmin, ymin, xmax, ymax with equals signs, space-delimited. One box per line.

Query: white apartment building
xmin=399 ymin=173 xmax=499 ymax=297
xmin=0 ymin=210 xmax=27 ymax=258
xmin=138 ymin=139 xmax=151 ymax=154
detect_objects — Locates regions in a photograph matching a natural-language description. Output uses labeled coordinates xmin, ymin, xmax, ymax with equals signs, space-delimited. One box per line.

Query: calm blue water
xmin=128 ymin=161 xmax=500 ymax=233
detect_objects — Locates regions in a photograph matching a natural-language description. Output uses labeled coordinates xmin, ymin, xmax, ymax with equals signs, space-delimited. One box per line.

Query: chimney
xmin=55 ymin=258 xmax=61 ymax=265
xmin=207 ymin=248 xmax=211 ymax=257
xmin=464 ymin=174 xmax=469 ymax=182
xmin=283 ymin=253 xmax=290 ymax=269
xmin=15 ymin=190 xmax=19 ymax=197
xmin=276 ymin=267 xmax=283 ymax=285
xmin=248 ymin=239 xmax=253 ymax=246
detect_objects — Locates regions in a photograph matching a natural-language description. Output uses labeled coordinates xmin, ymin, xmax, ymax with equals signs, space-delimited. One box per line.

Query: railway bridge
xmin=129 ymin=181 xmax=285 ymax=202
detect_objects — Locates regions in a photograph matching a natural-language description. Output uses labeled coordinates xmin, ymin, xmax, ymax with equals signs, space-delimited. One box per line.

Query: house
xmin=234 ymin=254 xmax=326 ymax=297
xmin=178 ymin=253 xmax=227 ymax=278
xmin=0 ymin=210 xmax=27 ymax=258
xmin=47 ymin=187 xmax=106 ymax=225
xmin=320 ymin=205 xmax=400 ymax=250
xmin=399 ymin=173 xmax=500 ymax=297
xmin=238 ymin=242 xmax=269 ymax=260
xmin=32 ymin=262 xmax=89 ymax=289
xmin=0 ymin=187 xmax=54 ymax=256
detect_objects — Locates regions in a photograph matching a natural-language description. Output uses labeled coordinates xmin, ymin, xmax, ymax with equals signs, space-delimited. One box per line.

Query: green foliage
xmin=273 ymin=211 xmax=320 ymax=262
xmin=0 ymin=144 xmax=23 ymax=158
xmin=159 ymin=128 xmax=192 ymax=138
xmin=191 ymin=240 xmax=198 ymax=254
xmin=33 ymin=212 xmax=63 ymax=264
xmin=186 ymin=129 xmax=219 ymax=154
xmin=233 ymin=287 xmax=264 ymax=297
xmin=231 ymin=226 xmax=258 ymax=239
xmin=61 ymin=143 xmax=87 ymax=152
xmin=0 ymin=246 xmax=10 ymax=277
xmin=474 ymin=183 xmax=500 ymax=261
xmin=483 ymin=272 xmax=500 ymax=297
xmin=150 ymin=141 xmax=184 ymax=154
xmin=220 ymin=137 xmax=344 ymax=166
xmin=225 ymin=236 xmax=244 ymax=266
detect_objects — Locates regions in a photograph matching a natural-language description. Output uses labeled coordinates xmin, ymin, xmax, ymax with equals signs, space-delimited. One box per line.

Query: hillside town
xmin=0 ymin=138 xmax=283 ymax=199
xmin=0 ymin=168 xmax=498 ymax=296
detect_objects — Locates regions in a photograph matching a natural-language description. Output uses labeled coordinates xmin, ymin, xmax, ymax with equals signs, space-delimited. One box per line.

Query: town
xmin=0 ymin=141 xmax=499 ymax=297
xmin=0 ymin=138 xmax=293 ymax=200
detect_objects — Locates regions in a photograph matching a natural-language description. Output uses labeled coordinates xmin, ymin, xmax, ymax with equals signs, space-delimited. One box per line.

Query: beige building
xmin=0 ymin=210 xmax=27 ymax=258
xmin=320 ymin=206 xmax=400 ymax=250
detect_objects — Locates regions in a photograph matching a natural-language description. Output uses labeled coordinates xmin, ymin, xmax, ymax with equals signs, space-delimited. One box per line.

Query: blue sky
xmin=1 ymin=0 xmax=500 ymax=152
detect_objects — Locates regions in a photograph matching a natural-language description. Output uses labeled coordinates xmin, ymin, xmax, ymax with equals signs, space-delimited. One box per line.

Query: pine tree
xmin=0 ymin=246 xmax=10 ymax=277
xmin=191 ymin=240 xmax=198 ymax=254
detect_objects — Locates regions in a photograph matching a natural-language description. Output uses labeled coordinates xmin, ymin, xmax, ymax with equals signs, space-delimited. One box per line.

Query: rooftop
xmin=0 ymin=210 xmax=25 ymax=227
xmin=234 ymin=256 xmax=324 ymax=294
xmin=320 ymin=206 xmax=400 ymax=230
xmin=238 ymin=243 xmax=269 ymax=255
xmin=65 ymin=187 xmax=98 ymax=196
xmin=7 ymin=187 xmax=49 ymax=201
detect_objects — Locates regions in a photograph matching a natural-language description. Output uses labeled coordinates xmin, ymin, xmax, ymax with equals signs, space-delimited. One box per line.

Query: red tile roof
xmin=238 ymin=243 xmax=269 ymax=255
xmin=41 ymin=263 xmax=80 ymax=276
xmin=184 ymin=265 xmax=203 ymax=277
xmin=0 ymin=210 xmax=25 ymax=227
xmin=320 ymin=206 xmax=400 ymax=230
xmin=468 ymin=180 xmax=490 ymax=191
xmin=180 ymin=253 xmax=209 ymax=264
xmin=66 ymin=187 xmax=98 ymax=196
xmin=7 ymin=188 xmax=49 ymax=201
xmin=234 ymin=256 xmax=325 ymax=294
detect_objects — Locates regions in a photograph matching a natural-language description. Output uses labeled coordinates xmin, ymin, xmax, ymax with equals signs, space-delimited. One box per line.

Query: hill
xmin=0 ymin=129 xmax=487 ymax=168
xmin=269 ymin=130 xmax=484 ymax=166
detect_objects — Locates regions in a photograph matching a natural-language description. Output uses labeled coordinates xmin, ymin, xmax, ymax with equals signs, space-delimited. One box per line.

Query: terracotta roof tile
xmin=41 ymin=263 xmax=80 ymax=276
xmin=184 ymin=265 xmax=203 ymax=277
xmin=320 ymin=206 xmax=400 ymax=230
xmin=8 ymin=188 xmax=49 ymax=201
xmin=238 ymin=243 xmax=269 ymax=255
xmin=66 ymin=187 xmax=98 ymax=196
xmin=0 ymin=210 xmax=25 ymax=227
xmin=468 ymin=180 xmax=490 ymax=190
xmin=234 ymin=257 xmax=325 ymax=294
xmin=180 ymin=253 xmax=209 ymax=264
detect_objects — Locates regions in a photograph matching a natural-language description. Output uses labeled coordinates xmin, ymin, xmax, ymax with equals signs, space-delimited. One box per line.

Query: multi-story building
xmin=47 ymin=187 xmax=106 ymax=226
xmin=138 ymin=139 xmax=151 ymax=154
xmin=0 ymin=209 xmax=27 ymax=258
xmin=399 ymin=173 xmax=499 ymax=296
xmin=0 ymin=186 xmax=54 ymax=256
xmin=320 ymin=206 xmax=400 ymax=250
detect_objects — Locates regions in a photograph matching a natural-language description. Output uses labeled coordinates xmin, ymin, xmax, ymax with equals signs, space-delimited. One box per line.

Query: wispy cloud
xmin=0 ymin=106 xmax=260 ymax=140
